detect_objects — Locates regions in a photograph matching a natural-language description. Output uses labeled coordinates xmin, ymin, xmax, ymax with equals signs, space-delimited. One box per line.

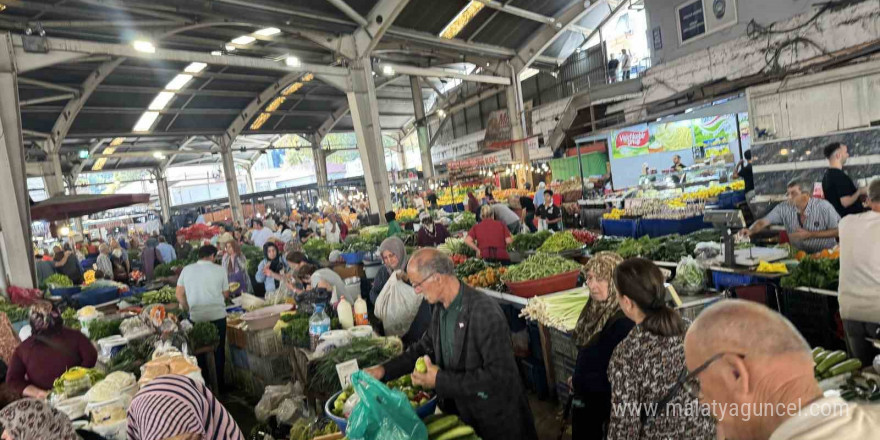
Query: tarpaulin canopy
xmin=30 ymin=193 xmax=151 ymax=222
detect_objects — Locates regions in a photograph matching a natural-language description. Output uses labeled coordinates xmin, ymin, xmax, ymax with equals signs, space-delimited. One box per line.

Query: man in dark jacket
xmin=366 ymin=249 xmax=537 ymax=440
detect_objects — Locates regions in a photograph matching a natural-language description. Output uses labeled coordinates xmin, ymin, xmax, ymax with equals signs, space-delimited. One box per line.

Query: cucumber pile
xmin=424 ymin=415 xmax=480 ymax=440
xmin=812 ymin=347 xmax=862 ymax=380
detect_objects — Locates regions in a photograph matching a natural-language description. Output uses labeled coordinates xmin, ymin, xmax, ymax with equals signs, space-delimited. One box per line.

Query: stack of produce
xmin=87 ymin=318 xmax=122 ymax=341
xmin=450 ymin=254 xmax=468 ymax=266
xmin=436 ymin=186 xmax=476 ymax=207
xmin=52 ymin=367 xmax=104 ymax=398
xmin=492 ymin=188 xmax=533 ymax=202
xmin=187 ymin=321 xmax=220 ymax=348
xmin=437 ymin=237 xmax=475 ymax=258
xmin=550 ymin=178 xmax=584 ymax=203
xmin=589 ymin=237 xmax=624 ymax=253
xmin=309 ymin=338 xmax=402 ymax=394
xmin=62 ymin=307 xmax=80 ymax=330
xmin=780 ymin=257 xmax=840 ymax=290
xmin=425 ymin=415 xmax=478 ymax=440
xmin=242 ymin=244 xmax=264 ymax=278
xmin=603 ymin=208 xmax=626 ymax=220
xmin=536 ymin=231 xmax=583 ymax=253
xmin=616 ymin=236 xmax=662 ymax=259
xmin=289 ymin=419 xmax=339 ymax=440
xmin=519 ymin=288 xmax=589 ymax=332
xmin=279 ymin=312 xmax=311 ymax=348
xmin=44 ymin=273 xmax=73 ymax=288
xmin=509 ymin=230 xmax=552 ymax=253
xmin=178 ymin=223 xmax=222 ymax=241
xmin=454 ymin=259 xmax=495 ymax=280
xmin=153 ymin=261 xmax=183 ymax=278
xmin=812 ymin=347 xmax=862 ymax=382
xmin=0 ymin=302 xmax=29 ymax=323
xmin=463 ymin=266 xmax=507 ymax=291
xmin=570 ymin=230 xmax=597 ymax=246
xmin=83 ymin=270 xmax=97 ymax=286
xmin=360 ymin=225 xmax=389 ymax=247
xmin=302 ymin=238 xmax=338 ymax=262
xmin=448 ymin=212 xmax=476 ymax=233
xmin=501 ymin=254 xmax=581 ymax=283
xmin=342 ymin=235 xmax=375 ymax=254
xmin=107 ymin=338 xmax=154 ymax=377
xmin=141 ymin=286 xmax=177 ymax=305
xmin=396 ymin=208 xmax=419 ymax=223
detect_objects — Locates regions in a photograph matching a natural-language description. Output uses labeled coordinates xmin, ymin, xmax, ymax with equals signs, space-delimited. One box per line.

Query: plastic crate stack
xmin=548 ymin=328 xmax=578 ymax=405
xmin=225 ymin=323 xmax=292 ymax=397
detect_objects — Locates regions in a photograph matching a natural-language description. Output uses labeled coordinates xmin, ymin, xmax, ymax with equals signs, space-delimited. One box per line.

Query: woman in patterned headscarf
xmin=569 ymin=252 xmax=635 ymax=440
xmin=127 ymin=374 xmax=244 ymax=440
xmin=0 ymin=399 xmax=78 ymax=440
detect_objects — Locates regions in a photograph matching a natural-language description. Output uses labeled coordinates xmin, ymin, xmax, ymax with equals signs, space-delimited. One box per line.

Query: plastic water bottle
xmin=309 ymin=304 xmax=331 ymax=351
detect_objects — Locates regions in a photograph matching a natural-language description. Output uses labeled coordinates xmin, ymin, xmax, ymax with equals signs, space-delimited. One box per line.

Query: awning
xmin=30 ymin=194 xmax=151 ymax=222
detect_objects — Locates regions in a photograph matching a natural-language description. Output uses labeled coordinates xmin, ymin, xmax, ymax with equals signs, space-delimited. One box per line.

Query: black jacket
xmin=572 ymin=310 xmax=634 ymax=396
xmin=382 ymin=283 xmax=538 ymax=440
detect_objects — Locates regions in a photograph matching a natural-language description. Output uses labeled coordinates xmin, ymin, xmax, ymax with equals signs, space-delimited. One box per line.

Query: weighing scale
xmin=704 ymin=209 xmax=746 ymax=268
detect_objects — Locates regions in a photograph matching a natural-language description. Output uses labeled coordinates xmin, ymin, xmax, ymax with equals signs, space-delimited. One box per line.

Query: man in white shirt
xmin=155 ymin=236 xmax=177 ymax=263
xmin=250 ymin=218 xmax=273 ymax=248
xmin=838 ymin=178 xmax=880 ymax=365
xmin=684 ymin=300 xmax=880 ymax=440
xmin=619 ymin=49 xmax=631 ymax=80
xmin=176 ymin=245 xmax=230 ymax=389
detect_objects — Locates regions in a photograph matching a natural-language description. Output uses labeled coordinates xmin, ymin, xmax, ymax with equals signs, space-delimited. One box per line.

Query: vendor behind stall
xmin=6 ymin=302 xmax=97 ymax=398
xmin=465 ymin=205 xmax=513 ymax=264
xmin=416 ymin=212 xmax=450 ymax=247
xmin=740 ymin=179 xmax=840 ymax=253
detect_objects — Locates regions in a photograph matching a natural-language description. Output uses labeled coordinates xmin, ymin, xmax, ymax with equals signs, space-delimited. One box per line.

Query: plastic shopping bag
xmin=374 ymin=271 xmax=422 ymax=337
xmin=346 ymin=371 xmax=428 ymax=440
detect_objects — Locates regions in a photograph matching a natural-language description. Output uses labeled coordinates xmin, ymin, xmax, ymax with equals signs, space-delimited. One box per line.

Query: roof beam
xmin=512 ymin=0 xmax=604 ymax=71
xmin=353 ymin=0 xmax=410 ymax=56
xmin=17 ymin=78 xmax=80 ymax=94
xmin=325 ymin=0 xmax=369 ymax=27
xmin=71 ymin=138 xmax=107 ymax=177
xmin=381 ymin=64 xmax=510 ymax=85
xmin=19 ymin=93 xmax=76 ymax=106
xmin=221 ymin=72 xmax=305 ymax=146
xmin=473 ymin=0 xmax=556 ymax=24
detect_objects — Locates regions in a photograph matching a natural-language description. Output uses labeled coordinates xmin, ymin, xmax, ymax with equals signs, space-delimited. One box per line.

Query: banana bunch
xmin=730 ymin=180 xmax=745 ymax=191
xmin=603 ymin=208 xmax=626 ymax=220
xmin=83 ymin=270 xmax=96 ymax=286
xmin=396 ymin=208 xmax=419 ymax=222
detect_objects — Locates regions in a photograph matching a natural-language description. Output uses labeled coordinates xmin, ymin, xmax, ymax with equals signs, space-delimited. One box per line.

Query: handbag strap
xmin=34 ymin=335 xmax=81 ymax=365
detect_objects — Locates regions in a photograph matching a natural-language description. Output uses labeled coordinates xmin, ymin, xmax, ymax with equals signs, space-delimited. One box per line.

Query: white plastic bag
xmin=374 ymin=271 xmax=423 ymax=337
xmin=256 ymin=382 xmax=295 ymax=422
xmin=241 ymin=293 xmax=267 ymax=311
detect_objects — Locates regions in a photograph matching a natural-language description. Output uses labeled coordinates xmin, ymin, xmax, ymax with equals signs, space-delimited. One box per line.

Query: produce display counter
xmin=708 ymin=265 xmax=785 ymax=290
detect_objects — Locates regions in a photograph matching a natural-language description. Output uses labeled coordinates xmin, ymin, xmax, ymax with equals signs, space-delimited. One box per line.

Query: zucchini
xmin=423 ymin=414 xmax=445 ymax=425
xmin=840 ymin=390 xmax=858 ymax=401
xmin=435 ymin=425 xmax=476 ymax=440
xmin=869 ymin=392 xmax=880 ymax=402
xmin=814 ymin=351 xmax=830 ymax=365
xmin=827 ymin=359 xmax=862 ymax=377
xmin=816 ymin=351 xmax=846 ymax=374
xmin=427 ymin=415 xmax=460 ymax=437
xmin=811 ymin=347 xmax=825 ymax=360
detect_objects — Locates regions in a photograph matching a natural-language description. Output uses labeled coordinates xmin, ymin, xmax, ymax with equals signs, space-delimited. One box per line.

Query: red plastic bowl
xmin=505 ymin=270 xmax=581 ymax=298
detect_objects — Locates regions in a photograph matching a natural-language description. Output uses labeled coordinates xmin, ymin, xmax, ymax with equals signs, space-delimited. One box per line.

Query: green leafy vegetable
xmin=309 ymin=338 xmax=402 ymax=394
xmin=0 ymin=303 xmax=29 ymax=323
xmin=87 ymin=319 xmax=122 ymax=341
xmin=188 ymin=321 xmax=220 ymax=348
xmin=510 ymin=230 xmax=552 ymax=252
xmin=142 ymin=286 xmax=177 ymax=305
xmin=501 ymin=254 xmax=581 ymax=283
xmin=781 ymin=257 xmax=839 ymax=290
xmin=44 ymin=274 xmax=73 ymax=288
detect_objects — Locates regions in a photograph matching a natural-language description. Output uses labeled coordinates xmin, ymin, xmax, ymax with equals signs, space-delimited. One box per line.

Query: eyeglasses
xmin=640 ymin=352 xmax=746 ymax=426
xmin=410 ymin=273 xmax=436 ymax=291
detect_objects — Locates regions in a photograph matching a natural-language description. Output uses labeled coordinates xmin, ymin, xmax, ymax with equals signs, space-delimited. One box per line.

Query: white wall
xmin=645 ymin=0 xmax=814 ymax=64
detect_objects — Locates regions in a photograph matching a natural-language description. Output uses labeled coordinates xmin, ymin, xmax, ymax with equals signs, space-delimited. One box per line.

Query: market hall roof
xmin=1 ymin=0 xmax=615 ymax=175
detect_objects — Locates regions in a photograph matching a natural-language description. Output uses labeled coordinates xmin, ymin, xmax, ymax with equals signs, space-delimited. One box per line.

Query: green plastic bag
xmin=345 ymin=370 xmax=428 ymax=440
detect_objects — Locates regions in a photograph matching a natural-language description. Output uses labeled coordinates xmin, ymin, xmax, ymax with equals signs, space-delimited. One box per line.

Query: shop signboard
xmin=527 ymin=136 xmax=553 ymax=160
xmin=677 ymin=0 xmax=706 ymax=43
xmin=677 ymin=0 xmax=738 ymax=44
xmin=610 ymin=124 xmax=650 ymax=159
xmin=447 ymin=149 xmax=512 ymax=171
xmin=483 ymin=109 xmax=512 ymax=150
xmin=649 ymin=120 xmax=695 ymax=153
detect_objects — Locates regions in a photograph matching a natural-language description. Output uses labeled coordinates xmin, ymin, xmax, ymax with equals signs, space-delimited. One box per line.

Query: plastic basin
xmin=341 ymin=252 xmax=366 ymax=265
xmin=241 ymin=304 xmax=293 ymax=330
xmin=324 ymin=389 xmax=438 ymax=433
xmin=505 ymin=270 xmax=581 ymax=298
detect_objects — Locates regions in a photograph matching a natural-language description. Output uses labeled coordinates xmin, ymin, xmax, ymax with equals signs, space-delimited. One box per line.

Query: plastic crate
xmin=778 ymin=288 xmax=845 ymax=350
xmin=639 ymin=217 xmax=711 ymax=238
xmin=526 ymin=321 xmax=544 ymax=363
xmin=556 ymin=381 xmax=572 ymax=406
xmin=341 ymin=251 xmax=366 ymax=265
xmin=227 ymin=321 xmax=247 ymax=349
xmin=230 ymin=347 xmax=249 ymax=368
xmin=245 ymin=328 xmax=285 ymax=357
xmin=248 ymin=353 xmax=291 ymax=381
xmin=548 ymin=328 xmax=578 ymax=361
xmin=505 ymin=270 xmax=581 ymax=299
xmin=552 ymin=353 xmax=577 ymax=385
xmin=49 ymin=286 xmax=81 ymax=299
xmin=519 ymin=359 xmax=549 ymax=400
xmin=718 ymin=191 xmax=746 ymax=209
xmin=711 ymin=270 xmax=758 ymax=290
xmin=601 ymin=218 xmax=639 ymax=237
xmin=73 ymin=287 xmax=119 ymax=306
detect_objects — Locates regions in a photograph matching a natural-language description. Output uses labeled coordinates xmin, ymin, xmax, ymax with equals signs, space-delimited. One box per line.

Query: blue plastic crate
xmin=49 ymin=286 xmax=81 ymax=300
xmin=340 ymin=251 xmax=366 ymax=265
xmin=72 ymin=286 xmax=118 ymax=306
xmin=441 ymin=203 xmax=465 ymax=213
xmin=711 ymin=270 xmax=758 ymax=290
xmin=718 ymin=191 xmax=746 ymax=209
xmin=601 ymin=218 xmax=639 ymax=237
xmin=639 ymin=216 xmax=712 ymax=238
xmin=230 ymin=347 xmax=249 ymax=368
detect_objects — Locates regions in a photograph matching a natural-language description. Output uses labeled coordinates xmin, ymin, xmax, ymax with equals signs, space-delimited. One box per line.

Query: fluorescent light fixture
xmin=148 ymin=91 xmax=175 ymax=110
xmin=231 ymin=35 xmax=256 ymax=45
xmin=439 ymin=1 xmax=485 ymax=39
xmin=102 ymin=147 xmax=116 ymax=155
xmin=302 ymin=73 xmax=314 ymax=82
xmin=211 ymin=50 xmax=222 ymax=56
xmin=109 ymin=137 xmax=125 ymax=147
xmin=59 ymin=226 xmax=70 ymax=236
xmin=437 ymin=109 xmax=446 ymax=118
xmin=133 ymin=40 xmax=156 ymax=53
xmin=133 ymin=111 xmax=160 ymax=132
xmin=153 ymin=151 xmax=166 ymax=159
xmin=91 ymin=158 xmax=107 ymax=171
xmin=382 ymin=65 xmax=395 ymax=76
xmin=225 ymin=44 xmax=236 ymax=52
xmin=165 ymin=74 xmax=193 ymax=91
xmin=184 ymin=62 xmax=207 ymax=73
xmin=685 ymin=108 xmax=694 ymax=113
xmin=255 ymin=27 xmax=281 ymax=36
xmin=285 ymin=56 xmax=301 ymax=67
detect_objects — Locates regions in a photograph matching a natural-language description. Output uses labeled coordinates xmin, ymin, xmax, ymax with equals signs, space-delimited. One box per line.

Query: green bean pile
xmin=501 ymin=254 xmax=581 ymax=283
xmin=536 ymin=231 xmax=583 ymax=253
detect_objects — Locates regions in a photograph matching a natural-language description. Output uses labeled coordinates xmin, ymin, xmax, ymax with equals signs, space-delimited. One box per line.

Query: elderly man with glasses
xmin=365 ymin=248 xmax=538 ymax=440
xmin=678 ymin=300 xmax=880 ymax=440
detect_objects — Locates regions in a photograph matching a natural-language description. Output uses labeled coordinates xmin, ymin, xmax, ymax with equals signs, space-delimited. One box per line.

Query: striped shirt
xmin=127 ymin=375 xmax=244 ymax=440
xmin=765 ymin=198 xmax=840 ymax=253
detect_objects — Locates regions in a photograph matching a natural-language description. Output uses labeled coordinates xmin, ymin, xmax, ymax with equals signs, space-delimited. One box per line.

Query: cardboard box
xmin=332 ymin=263 xmax=365 ymax=280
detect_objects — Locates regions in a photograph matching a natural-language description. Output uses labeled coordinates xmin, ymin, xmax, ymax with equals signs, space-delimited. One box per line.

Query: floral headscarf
xmin=28 ymin=301 xmax=62 ymax=336
xmin=0 ymin=399 xmax=78 ymax=440
xmin=573 ymin=252 xmax=624 ymax=348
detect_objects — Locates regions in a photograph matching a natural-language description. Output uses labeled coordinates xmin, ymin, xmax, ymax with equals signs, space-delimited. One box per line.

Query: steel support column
xmin=45 ymin=152 xmax=65 ymax=196
xmin=409 ymin=76 xmax=433 ymax=179
xmin=313 ymin=146 xmax=330 ymax=201
xmin=505 ymin=64 xmax=529 ymax=164
xmin=154 ymin=170 xmax=172 ymax=225
xmin=65 ymin=176 xmax=85 ymax=234
xmin=218 ymin=139 xmax=244 ymax=225
xmin=244 ymin=165 xmax=256 ymax=195
xmin=347 ymin=60 xmax=392 ymax=219
xmin=0 ymin=34 xmax=35 ymax=288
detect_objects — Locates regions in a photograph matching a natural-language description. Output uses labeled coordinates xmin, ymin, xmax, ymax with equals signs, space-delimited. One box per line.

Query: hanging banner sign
xmin=610 ymin=124 xmax=650 ymax=159
xmin=648 ymin=119 xmax=695 ymax=153
xmin=447 ymin=149 xmax=512 ymax=171
xmin=527 ymin=136 xmax=553 ymax=160
xmin=483 ymin=109 xmax=512 ymax=150
xmin=693 ymin=114 xmax=736 ymax=147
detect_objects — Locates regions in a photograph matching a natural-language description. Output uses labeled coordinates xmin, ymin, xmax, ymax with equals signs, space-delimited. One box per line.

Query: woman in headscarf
xmin=141 ymin=237 xmax=164 ymax=281
xmin=415 ymin=211 xmax=450 ymax=247
xmin=533 ymin=181 xmax=546 ymax=207
xmin=324 ymin=210 xmax=342 ymax=244
xmin=0 ymin=399 xmax=78 ymax=440
xmin=255 ymin=242 xmax=287 ymax=296
xmin=221 ymin=236 xmax=251 ymax=296
xmin=569 ymin=252 xmax=634 ymax=440
xmin=369 ymin=236 xmax=407 ymax=305
xmin=127 ymin=374 xmax=244 ymax=440
xmin=6 ymin=302 xmax=97 ymax=398
xmin=311 ymin=268 xmax=348 ymax=303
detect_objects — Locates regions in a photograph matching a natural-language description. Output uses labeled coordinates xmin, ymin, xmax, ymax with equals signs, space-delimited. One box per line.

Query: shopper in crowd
xmin=175 ymin=235 xmax=193 ymax=262
xmin=255 ymin=242 xmax=287 ymax=295
xmin=370 ymin=236 xmax=408 ymax=304
xmin=534 ymin=181 xmax=547 ymax=207
xmin=95 ymin=243 xmax=113 ymax=279
xmin=155 ymin=236 xmax=177 ymax=264
xmin=620 ymin=49 xmax=631 ymax=80
xmin=427 ymin=191 xmax=439 ymax=209
xmin=366 ymin=249 xmax=538 ymax=440
xmin=110 ymin=246 xmax=130 ymax=283
xmin=277 ymin=220 xmax=295 ymax=244
xmin=606 ymin=258 xmax=715 ymax=440
xmin=465 ymin=205 xmax=513 ymax=264
xmin=569 ymin=252 xmax=634 ymax=439
xmin=0 ymin=399 xmax=79 ymax=440
xmin=838 ymin=178 xmax=880 ymax=365
xmin=34 ymin=252 xmax=55 ymax=287
xmin=176 ymin=245 xmax=230 ymax=390
xmin=6 ymin=302 xmax=97 ymax=398
xmin=491 ymin=200 xmax=522 ymax=235
xmin=127 ymin=374 xmax=245 ymax=440
xmin=250 ymin=218 xmax=273 ymax=248
xmin=741 ymin=179 xmax=839 ymax=253
xmin=141 ymin=237 xmax=164 ymax=281
xmin=310 ymin=268 xmax=348 ymax=303
xmin=52 ymin=245 xmax=84 ymax=285
xmin=466 ymin=190 xmax=481 ymax=221
xmin=280 ymin=251 xmax=314 ymax=294
xmin=822 ymin=142 xmax=867 ymax=217
xmin=416 ymin=211 xmax=450 ymax=247
xmin=323 ymin=211 xmax=343 ymax=244
xmin=733 ymin=149 xmax=755 ymax=197
xmin=385 ymin=211 xmax=402 ymax=237
xmin=520 ymin=183 xmax=538 ymax=233
xmin=221 ymin=237 xmax=251 ymax=296
xmin=299 ymin=216 xmax=315 ymax=243
xmin=685 ymin=300 xmax=880 ymax=439
xmin=607 ymin=56 xmax=620 ymax=83
xmin=537 ymin=189 xmax=563 ymax=231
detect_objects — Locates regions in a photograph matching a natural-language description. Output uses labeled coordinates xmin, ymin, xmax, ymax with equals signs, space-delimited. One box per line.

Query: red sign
xmin=615 ymin=128 xmax=650 ymax=148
